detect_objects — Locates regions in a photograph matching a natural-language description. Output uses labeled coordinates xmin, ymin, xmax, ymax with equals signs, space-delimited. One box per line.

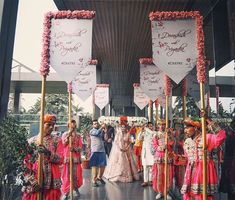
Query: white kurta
xmin=138 ymin=128 xmax=155 ymax=166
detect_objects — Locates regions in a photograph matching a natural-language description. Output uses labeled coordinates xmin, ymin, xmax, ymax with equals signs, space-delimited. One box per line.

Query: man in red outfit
xmin=22 ymin=114 xmax=63 ymax=200
xmin=177 ymin=117 xmax=226 ymax=200
xmin=152 ymin=119 xmax=174 ymax=200
xmin=61 ymin=119 xmax=83 ymax=199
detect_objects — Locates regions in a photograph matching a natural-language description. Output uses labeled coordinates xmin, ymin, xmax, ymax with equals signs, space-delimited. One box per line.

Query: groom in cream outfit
xmin=138 ymin=122 xmax=155 ymax=186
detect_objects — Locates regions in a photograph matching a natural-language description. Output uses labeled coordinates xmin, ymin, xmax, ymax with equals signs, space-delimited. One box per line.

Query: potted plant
xmin=77 ymin=114 xmax=92 ymax=169
xmin=0 ymin=116 xmax=29 ymax=200
xmin=81 ymin=129 xmax=91 ymax=169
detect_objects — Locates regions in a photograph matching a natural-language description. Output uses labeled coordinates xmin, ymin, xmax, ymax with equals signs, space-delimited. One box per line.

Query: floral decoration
xmin=89 ymin=59 xmax=98 ymax=65
xmin=149 ymin=11 xmax=206 ymax=83
xmin=67 ymin=82 xmax=72 ymax=93
xmin=164 ymin=75 xmax=171 ymax=96
xmin=40 ymin=10 xmax=95 ymax=77
xmin=120 ymin=116 xmax=128 ymax=125
xmin=98 ymin=116 xmax=148 ymax=127
xmin=133 ymin=83 xmax=140 ymax=88
xmin=139 ymin=58 xmax=153 ymax=65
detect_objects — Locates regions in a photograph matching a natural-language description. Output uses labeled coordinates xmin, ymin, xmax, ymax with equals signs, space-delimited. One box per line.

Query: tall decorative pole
xmin=149 ymin=11 xmax=207 ymax=199
xmin=37 ymin=76 xmax=46 ymax=200
xmin=155 ymin=99 xmax=159 ymax=125
xmin=68 ymin=82 xmax=73 ymax=200
xmin=182 ymin=78 xmax=187 ymax=120
xmin=87 ymin=59 xmax=98 ymax=120
xmin=196 ymin=13 xmax=207 ymax=200
xmin=207 ymin=91 xmax=210 ymax=117
xmin=164 ymin=75 xmax=171 ymax=200
xmin=38 ymin=10 xmax=95 ymax=200
xmin=148 ymin=100 xmax=153 ymax=123
xmin=37 ymin=13 xmax=52 ymax=200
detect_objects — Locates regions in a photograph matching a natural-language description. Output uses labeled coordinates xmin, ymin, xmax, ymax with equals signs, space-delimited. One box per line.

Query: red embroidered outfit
xmin=133 ymin=127 xmax=143 ymax=171
xmin=174 ymin=132 xmax=186 ymax=190
xmin=152 ymin=130 xmax=174 ymax=194
xmin=181 ymin=129 xmax=226 ymax=200
xmin=61 ymin=132 xmax=83 ymax=194
xmin=22 ymin=134 xmax=63 ymax=200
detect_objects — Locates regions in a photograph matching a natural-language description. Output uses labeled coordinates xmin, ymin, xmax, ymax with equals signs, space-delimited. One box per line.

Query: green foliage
xmin=27 ymin=94 xmax=84 ymax=120
xmin=218 ymin=101 xmax=230 ymax=118
xmin=173 ymin=96 xmax=183 ymax=117
xmin=173 ymin=96 xmax=200 ymax=118
xmin=173 ymin=96 xmax=231 ymax=119
xmin=208 ymin=101 xmax=230 ymax=118
xmin=0 ymin=116 xmax=28 ymax=182
xmin=27 ymin=94 xmax=69 ymax=115
xmin=186 ymin=97 xmax=200 ymax=116
xmin=78 ymin=113 xmax=92 ymax=144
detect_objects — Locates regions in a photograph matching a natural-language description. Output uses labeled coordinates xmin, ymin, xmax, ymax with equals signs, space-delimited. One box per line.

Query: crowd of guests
xmin=21 ymin=114 xmax=235 ymax=200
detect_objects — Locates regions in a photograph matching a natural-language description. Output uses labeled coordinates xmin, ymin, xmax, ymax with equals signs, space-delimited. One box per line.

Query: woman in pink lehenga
xmin=103 ymin=124 xmax=139 ymax=182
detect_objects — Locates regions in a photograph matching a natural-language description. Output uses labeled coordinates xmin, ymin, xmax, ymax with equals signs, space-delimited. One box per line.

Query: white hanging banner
xmin=140 ymin=61 xmax=164 ymax=101
xmin=186 ymin=66 xmax=209 ymax=108
xmin=151 ymin=19 xmax=197 ymax=84
xmin=133 ymin=83 xmax=150 ymax=110
xmin=50 ymin=18 xmax=93 ymax=82
xmin=72 ymin=62 xmax=97 ymax=101
xmin=94 ymin=84 xmax=109 ymax=110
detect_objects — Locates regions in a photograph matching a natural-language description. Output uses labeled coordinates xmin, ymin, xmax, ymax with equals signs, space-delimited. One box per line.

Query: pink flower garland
xmin=149 ymin=11 xmax=206 ymax=83
xmin=133 ymin=83 xmax=140 ymax=88
xmin=195 ymin=15 xmax=206 ymax=83
xmin=67 ymin=82 xmax=72 ymax=93
xmin=40 ymin=10 xmax=96 ymax=77
xmin=181 ymin=78 xmax=187 ymax=96
xmin=149 ymin=11 xmax=200 ymax=21
xmin=89 ymin=59 xmax=98 ymax=65
xmin=139 ymin=58 xmax=153 ymax=65
xmin=164 ymin=75 xmax=171 ymax=96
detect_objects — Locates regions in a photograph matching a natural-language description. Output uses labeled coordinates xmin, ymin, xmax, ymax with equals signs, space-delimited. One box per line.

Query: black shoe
xmin=92 ymin=181 xmax=99 ymax=187
xmin=75 ymin=189 xmax=80 ymax=197
xmin=97 ymin=178 xmax=106 ymax=185
xmin=64 ymin=193 xmax=69 ymax=200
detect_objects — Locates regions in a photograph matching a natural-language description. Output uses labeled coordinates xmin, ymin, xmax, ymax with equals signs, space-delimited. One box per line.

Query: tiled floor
xmin=76 ymin=169 xmax=228 ymax=200
xmin=78 ymin=169 xmax=156 ymax=200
